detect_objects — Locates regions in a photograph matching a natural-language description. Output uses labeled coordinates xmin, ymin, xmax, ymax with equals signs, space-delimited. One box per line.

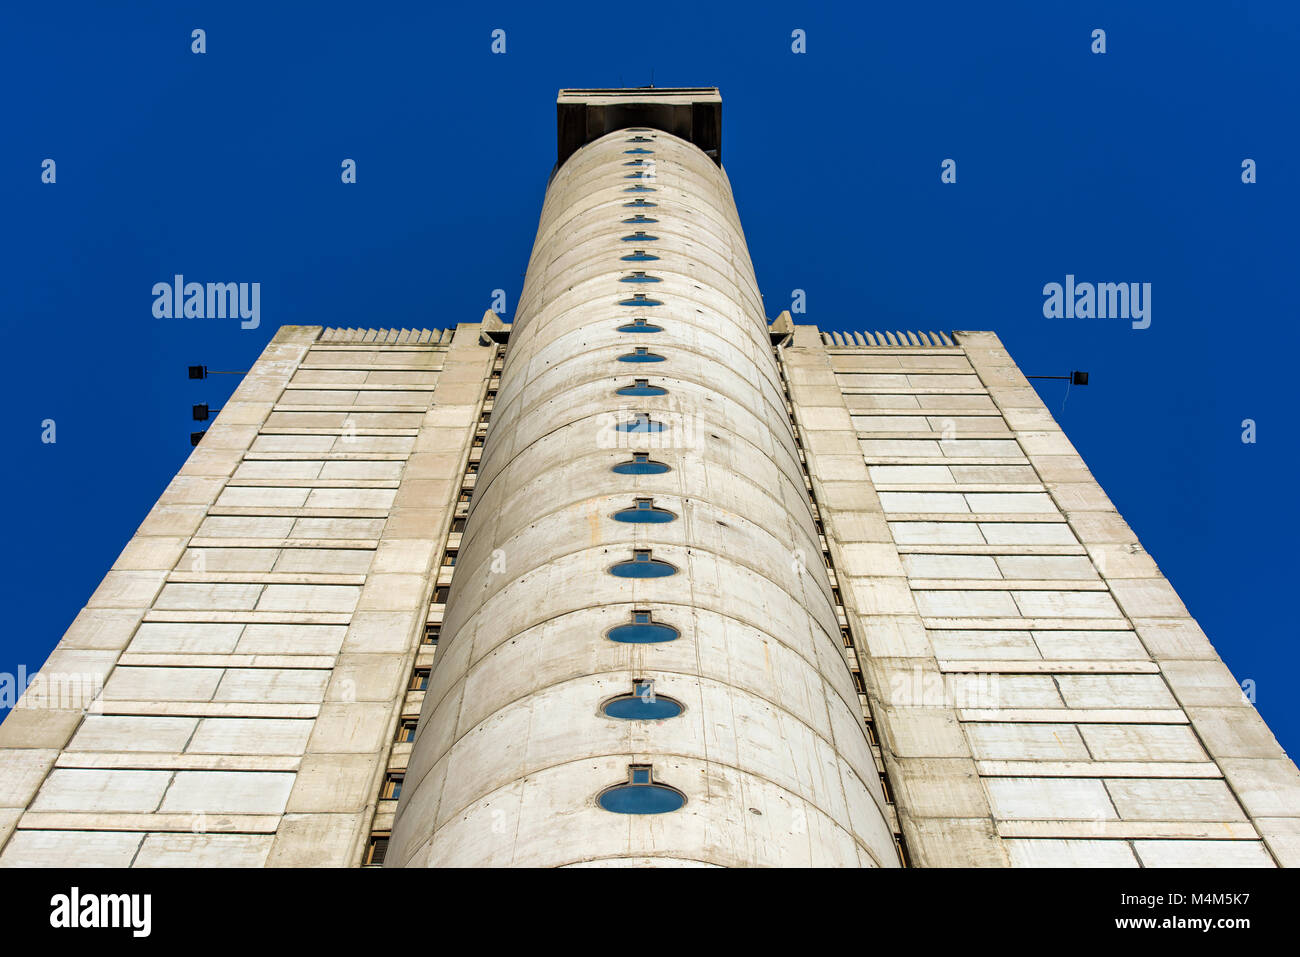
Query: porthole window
xmin=615 ymin=378 xmax=666 ymax=396
xmin=621 ymin=214 xmax=658 ymax=225
xmin=620 ymin=271 xmax=661 ymax=282
xmin=614 ymin=412 xmax=667 ymax=433
xmin=613 ymin=497 xmax=675 ymax=524
xmin=617 ymin=347 xmax=665 ymax=363
xmin=609 ymin=549 xmax=676 ymax=578
xmin=611 ymin=452 xmax=671 ymax=474
xmin=623 ymin=198 xmax=656 ymax=207
xmin=601 ymin=681 xmax=683 ymax=720
xmin=618 ymin=294 xmax=662 ymax=307
xmin=620 ymin=249 xmax=659 ymax=262
xmin=620 ymin=230 xmax=659 ymax=242
xmin=598 ymin=765 xmax=685 ymax=814
xmin=607 ymin=608 xmax=679 ymax=642
xmin=617 ymin=317 xmax=663 ymax=333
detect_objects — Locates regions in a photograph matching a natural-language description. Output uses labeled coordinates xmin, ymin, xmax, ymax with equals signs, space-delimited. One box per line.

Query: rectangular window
xmin=423 ymin=624 xmax=440 ymax=645
xmin=381 ymin=773 xmax=404 ymax=800
xmin=410 ymin=669 xmax=430 ymax=691
xmin=365 ymin=835 xmax=390 ymax=866
xmin=433 ymin=586 xmax=450 ymax=602
xmin=396 ymin=718 xmax=418 ymax=742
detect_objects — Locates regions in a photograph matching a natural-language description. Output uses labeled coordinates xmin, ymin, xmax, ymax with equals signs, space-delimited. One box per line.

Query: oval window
xmin=621 ymin=215 xmax=658 ymax=225
xmin=602 ymin=686 xmax=683 ymax=720
xmin=623 ymin=185 xmax=656 ymax=193
xmin=619 ymin=271 xmax=660 ymax=281
xmin=607 ymin=611 xmax=678 ymax=642
xmin=620 ymin=250 xmax=660 ymax=262
xmin=598 ymin=766 xmax=684 ymax=814
xmin=618 ymin=295 xmax=662 ymax=307
xmin=615 ymin=379 xmax=666 ymax=396
xmin=616 ymin=317 xmax=660 ymax=332
xmin=609 ymin=551 xmax=676 ymax=578
xmin=623 ymin=148 xmax=654 ymax=155
xmin=614 ymin=414 xmax=666 ymax=433
xmin=617 ymin=348 xmax=665 ymax=363
xmin=613 ymin=499 xmax=675 ymax=524
xmin=620 ymin=231 xmax=659 ymax=242
xmin=611 ymin=452 xmax=671 ymax=473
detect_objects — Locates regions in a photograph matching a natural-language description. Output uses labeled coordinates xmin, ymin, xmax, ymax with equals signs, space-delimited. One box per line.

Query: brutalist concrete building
xmin=1 ymin=88 xmax=1296 ymax=868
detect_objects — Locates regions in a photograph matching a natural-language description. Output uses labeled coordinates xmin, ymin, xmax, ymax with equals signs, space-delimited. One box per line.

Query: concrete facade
xmin=0 ymin=324 xmax=495 ymax=866
xmin=0 ymin=87 xmax=1295 ymax=867
xmin=784 ymin=327 xmax=1300 ymax=867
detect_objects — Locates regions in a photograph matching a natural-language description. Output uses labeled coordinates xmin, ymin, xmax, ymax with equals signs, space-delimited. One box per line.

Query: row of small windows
xmin=597 ymin=157 xmax=686 ymax=814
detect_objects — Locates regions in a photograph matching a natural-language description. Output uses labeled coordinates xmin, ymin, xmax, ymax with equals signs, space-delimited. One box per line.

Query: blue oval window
xmin=623 ymin=185 xmax=656 ymax=193
xmin=617 ymin=348 xmax=665 ymax=363
xmin=619 ymin=270 xmax=660 ymax=281
xmin=602 ymin=685 xmax=683 ymax=720
xmin=614 ymin=414 xmax=666 ymax=433
xmin=618 ymin=295 xmax=662 ymax=307
xmin=620 ymin=231 xmax=659 ymax=242
xmin=607 ymin=611 xmax=678 ymax=642
xmin=610 ymin=551 xmax=676 ymax=578
xmin=611 ymin=452 xmax=671 ymax=473
xmin=598 ymin=766 xmax=684 ymax=814
xmin=615 ymin=379 xmax=666 ymax=396
xmin=617 ymin=317 xmax=662 ymax=333
xmin=613 ymin=499 xmax=675 ymax=524
xmin=624 ymin=148 xmax=654 ymax=155
xmin=622 ymin=215 xmax=658 ymax=225
xmin=623 ymin=200 xmax=656 ymax=209
xmin=620 ymin=250 xmax=659 ymax=262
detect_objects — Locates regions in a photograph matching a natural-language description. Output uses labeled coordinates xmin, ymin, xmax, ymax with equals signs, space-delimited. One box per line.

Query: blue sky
xmin=2 ymin=2 xmax=1297 ymax=754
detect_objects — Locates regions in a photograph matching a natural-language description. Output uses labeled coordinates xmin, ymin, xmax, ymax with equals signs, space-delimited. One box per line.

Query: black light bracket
xmin=190 ymin=431 xmax=207 ymax=447
xmin=1028 ymin=371 xmax=1089 ymax=386
xmin=188 ymin=365 xmax=248 ymax=379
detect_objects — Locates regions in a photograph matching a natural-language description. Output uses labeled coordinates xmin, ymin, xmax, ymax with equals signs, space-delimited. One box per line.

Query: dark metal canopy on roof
xmin=555 ymin=87 xmax=722 ymax=171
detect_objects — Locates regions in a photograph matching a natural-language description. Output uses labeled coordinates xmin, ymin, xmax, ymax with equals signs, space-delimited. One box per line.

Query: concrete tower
xmin=386 ymin=91 xmax=899 ymax=867
xmin=1 ymin=88 xmax=1296 ymax=869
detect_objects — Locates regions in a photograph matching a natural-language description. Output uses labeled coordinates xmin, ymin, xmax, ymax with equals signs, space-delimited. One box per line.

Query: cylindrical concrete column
xmin=388 ymin=128 xmax=898 ymax=867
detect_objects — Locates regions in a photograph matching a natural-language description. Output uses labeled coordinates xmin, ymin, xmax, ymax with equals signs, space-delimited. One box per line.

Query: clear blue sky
xmin=2 ymin=2 xmax=1296 ymax=754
